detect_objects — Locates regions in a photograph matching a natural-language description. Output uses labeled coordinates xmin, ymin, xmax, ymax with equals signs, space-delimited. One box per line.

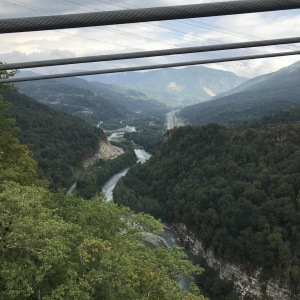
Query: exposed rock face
xmin=140 ymin=232 xmax=169 ymax=248
xmin=83 ymin=140 xmax=124 ymax=169
xmin=173 ymin=223 xmax=296 ymax=300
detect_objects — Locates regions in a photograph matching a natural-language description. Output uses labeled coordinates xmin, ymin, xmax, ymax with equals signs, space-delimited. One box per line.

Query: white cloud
xmin=0 ymin=0 xmax=300 ymax=78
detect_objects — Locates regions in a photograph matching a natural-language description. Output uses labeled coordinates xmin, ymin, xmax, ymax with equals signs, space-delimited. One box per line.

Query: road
xmin=166 ymin=110 xmax=177 ymax=130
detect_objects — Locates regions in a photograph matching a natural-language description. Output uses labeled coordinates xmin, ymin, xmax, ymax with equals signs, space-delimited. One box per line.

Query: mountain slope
xmin=0 ymin=111 xmax=204 ymax=300
xmin=16 ymin=73 xmax=168 ymax=126
xmin=180 ymin=61 xmax=300 ymax=125
xmin=2 ymin=87 xmax=105 ymax=190
xmin=215 ymin=61 xmax=300 ymax=99
xmin=114 ymin=119 xmax=300 ymax=299
xmin=86 ymin=66 xmax=247 ymax=107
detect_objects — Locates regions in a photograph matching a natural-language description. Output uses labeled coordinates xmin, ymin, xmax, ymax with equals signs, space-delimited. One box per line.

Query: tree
xmin=0 ymin=72 xmax=206 ymax=299
xmin=0 ymin=72 xmax=38 ymax=185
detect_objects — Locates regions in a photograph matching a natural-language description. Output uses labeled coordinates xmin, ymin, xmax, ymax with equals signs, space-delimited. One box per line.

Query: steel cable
xmin=1 ymin=36 xmax=300 ymax=70
xmin=1 ymin=50 xmax=300 ymax=83
xmin=1 ymin=0 xmax=300 ymax=34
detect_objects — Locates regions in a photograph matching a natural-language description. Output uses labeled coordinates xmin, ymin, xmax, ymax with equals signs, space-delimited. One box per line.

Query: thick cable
xmin=1 ymin=36 xmax=300 ymax=71
xmin=1 ymin=0 xmax=300 ymax=34
xmin=1 ymin=50 xmax=300 ymax=84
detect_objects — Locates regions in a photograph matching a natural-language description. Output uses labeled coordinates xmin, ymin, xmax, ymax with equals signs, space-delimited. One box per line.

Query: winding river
xmin=101 ymin=127 xmax=208 ymax=295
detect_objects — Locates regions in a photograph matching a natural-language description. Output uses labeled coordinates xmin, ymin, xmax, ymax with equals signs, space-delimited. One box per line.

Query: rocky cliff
xmin=83 ymin=140 xmax=124 ymax=169
xmin=173 ymin=223 xmax=297 ymax=300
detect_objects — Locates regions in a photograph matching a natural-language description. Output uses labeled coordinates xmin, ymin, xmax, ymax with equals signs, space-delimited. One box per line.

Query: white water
xmin=107 ymin=126 xmax=136 ymax=141
xmin=102 ymin=168 xmax=129 ymax=201
xmin=134 ymin=148 xmax=152 ymax=164
xmin=102 ymin=146 xmax=151 ymax=201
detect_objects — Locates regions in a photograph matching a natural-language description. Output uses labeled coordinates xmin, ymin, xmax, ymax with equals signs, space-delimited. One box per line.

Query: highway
xmin=166 ymin=110 xmax=177 ymax=130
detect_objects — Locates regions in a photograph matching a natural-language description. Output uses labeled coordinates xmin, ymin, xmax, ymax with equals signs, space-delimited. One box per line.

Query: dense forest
xmin=123 ymin=115 xmax=165 ymax=153
xmin=2 ymin=87 xmax=105 ymax=190
xmin=0 ymin=84 xmax=206 ymax=299
xmin=114 ymin=114 xmax=300 ymax=295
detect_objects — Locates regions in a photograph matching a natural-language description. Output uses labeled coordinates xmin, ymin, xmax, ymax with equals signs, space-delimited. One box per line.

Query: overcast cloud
xmin=1 ymin=0 xmax=300 ymax=78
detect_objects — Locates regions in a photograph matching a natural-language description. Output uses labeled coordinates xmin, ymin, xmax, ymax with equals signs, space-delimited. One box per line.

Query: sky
xmin=1 ymin=0 xmax=300 ymax=79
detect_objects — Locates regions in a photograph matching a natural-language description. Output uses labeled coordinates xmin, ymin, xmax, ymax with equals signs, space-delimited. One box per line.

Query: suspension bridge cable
xmin=1 ymin=50 xmax=300 ymax=83
xmin=1 ymin=36 xmax=300 ymax=71
xmin=3 ymin=0 xmax=297 ymax=73
xmin=1 ymin=0 xmax=300 ymax=34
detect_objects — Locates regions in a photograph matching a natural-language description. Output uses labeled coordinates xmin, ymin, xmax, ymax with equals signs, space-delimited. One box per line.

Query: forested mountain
xmin=215 ymin=61 xmax=300 ymax=99
xmin=16 ymin=72 xmax=168 ymax=126
xmin=114 ymin=114 xmax=300 ymax=298
xmin=0 ymin=87 xmax=205 ymax=300
xmin=87 ymin=66 xmax=247 ymax=107
xmin=180 ymin=61 xmax=300 ymax=125
xmin=2 ymin=87 xmax=105 ymax=190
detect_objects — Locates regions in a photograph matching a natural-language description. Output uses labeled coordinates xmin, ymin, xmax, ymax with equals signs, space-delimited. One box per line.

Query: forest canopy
xmin=115 ymin=119 xmax=300 ymax=293
xmin=0 ymin=82 xmax=206 ymax=299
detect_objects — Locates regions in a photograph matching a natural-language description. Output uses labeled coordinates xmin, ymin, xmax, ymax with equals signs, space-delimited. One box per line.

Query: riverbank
xmin=83 ymin=140 xmax=124 ymax=169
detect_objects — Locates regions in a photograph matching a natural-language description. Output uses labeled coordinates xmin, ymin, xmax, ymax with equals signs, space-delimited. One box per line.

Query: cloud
xmin=0 ymin=0 xmax=300 ymax=78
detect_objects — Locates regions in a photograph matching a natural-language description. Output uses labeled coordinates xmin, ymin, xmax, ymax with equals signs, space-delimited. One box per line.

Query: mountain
xmin=0 ymin=106 xmax=204 ymax=300
xmin=180 ymin=61 xmax=300 ymax=125
xmin=16 ymin=72 xmax=168 ymax=126
xmin=114 ymin=116 xmax=300 ymax=299
xmin=2 ymin=87 xmax=105 ymax=190
xmin=84 ymin=66 xmax=247 ymax=107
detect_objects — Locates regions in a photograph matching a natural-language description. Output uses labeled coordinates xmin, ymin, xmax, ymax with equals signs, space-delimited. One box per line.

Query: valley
xmin=100 ymin=123 xmax=212 ymax=298
xmin=2 ymin=1 xmax=300 ymax=299
xmin=1 ymin=61 xmax=300 ymax=300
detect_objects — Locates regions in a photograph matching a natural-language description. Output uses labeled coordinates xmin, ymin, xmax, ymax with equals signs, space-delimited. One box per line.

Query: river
xmin=102 ymin=127 xmax=152 ymax=201
xmin=101 ymin=164 xmax=195 ymax=292
xmin=102 ymin=168 xmax=129 ymax=201
xmin=101 ymin=161 xmax=210 ymax=295
xmin=101 ymin=120 xmax=213 ymax=298
xmin=101 ymin=126 xmax=202 ymax=295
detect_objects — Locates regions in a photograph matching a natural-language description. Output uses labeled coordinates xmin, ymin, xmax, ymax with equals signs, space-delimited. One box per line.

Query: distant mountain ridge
xmin=215 ymin=61 xmax=300 ymax=99
xmin=82 ymin=66 xmax=247 ymax=107
xmin=180 ymin=61 xmax=300 ymax=125
xmin=16 ymin=72 xmax=168 ymax=126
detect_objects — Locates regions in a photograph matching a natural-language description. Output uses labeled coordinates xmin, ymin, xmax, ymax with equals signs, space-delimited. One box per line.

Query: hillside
xmin=2 ymin=87 xmax=105 ymax=190
xmin=114 ymin=115 xmax=300 ymax=299
xmin=180 ymin=61 xmax=300 ymax=125
xmin=16 ymin=72 xmax=168 ymax=126
xmin=87 ymin=66 xmax=247 ymax=107
xmin=0 ymin=91 xmax=205 ymax=300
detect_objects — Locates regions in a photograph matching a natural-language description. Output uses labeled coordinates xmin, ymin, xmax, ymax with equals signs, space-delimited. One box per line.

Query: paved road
xmin=166 ymin=110 xmax=176 ymax=130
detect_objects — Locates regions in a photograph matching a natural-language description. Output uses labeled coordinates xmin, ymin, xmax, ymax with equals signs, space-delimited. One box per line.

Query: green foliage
xmin=125 ymin=130 xmax=162 ymax=153
xmin=0 ymin=84 xmax=38 ymax=186
xmin=0 ymin=64 xmax=19 ymax=90
xmin=2 ymin=88 xmax=105 ymax=190
xmin=77 ymin=142 xmax=137 ymax=199
xmin=196 ymin=263 xmax=237 ymax=300
xmin=0 ymin=83 xmax=206 ymax=299
xmin=239 ymin=107 xmax=300 ymax=129
xmin=0 ymin=183 xmax=75 ymax=300
xmin=0 ymin=94 xmax=15 ymax=133
xmin=1 ymin=185 xmax=206 ymax=299
xmin=115 ymin=122 xmax=300 ymax=292
xmin=0 ymin=133 xmax=38 ymax=185
xmin=106 ymin=114 xmax=166 ymax=153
